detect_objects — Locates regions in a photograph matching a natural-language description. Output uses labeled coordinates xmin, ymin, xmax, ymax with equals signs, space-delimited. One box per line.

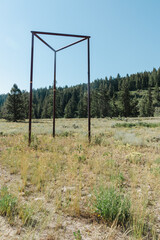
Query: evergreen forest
xmin=1 ymin=67 xmax=160 ymax=120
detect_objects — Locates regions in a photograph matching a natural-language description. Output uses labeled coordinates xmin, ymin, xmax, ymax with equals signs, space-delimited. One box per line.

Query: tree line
xmin=1 ymin=67 xmax=160 ymax=121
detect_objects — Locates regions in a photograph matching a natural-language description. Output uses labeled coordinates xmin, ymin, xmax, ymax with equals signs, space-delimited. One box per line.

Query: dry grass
xmin=0 ymin=118 xmax=160 ymax=239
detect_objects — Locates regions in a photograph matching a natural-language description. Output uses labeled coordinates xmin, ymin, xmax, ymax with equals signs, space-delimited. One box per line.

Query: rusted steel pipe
xmin=34 ymin=34 xmax=56 ymax=52
xmin=87 ymin=38 xmax=91 ymax=142
xmin=29 ymin=33 xmax=34 ymax=145
xmin=31 ymin=31 xmax=90 ymax=39
xmin=56 ymin=38 xmax=86 ymax=52
xmin=53 ymin=52 xmax=56 ymax=137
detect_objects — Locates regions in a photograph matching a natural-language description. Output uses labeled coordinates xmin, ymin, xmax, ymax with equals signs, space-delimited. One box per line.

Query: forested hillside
xmin=1 ymin=67 xmax=160 ymax=119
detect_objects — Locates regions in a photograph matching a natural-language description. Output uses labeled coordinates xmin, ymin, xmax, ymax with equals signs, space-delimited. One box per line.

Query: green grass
xmin=0 ymin=118 xmax=159 ymax=239
xmin=112 ymin=122 xmax=160 ymax=128
xmin=0 ymin=186 xmax=34 ymax=226
xmin=93 ymin=186 xmax=131 ymax=226
xmin=0 ymin=186 xmax=18 ymax=221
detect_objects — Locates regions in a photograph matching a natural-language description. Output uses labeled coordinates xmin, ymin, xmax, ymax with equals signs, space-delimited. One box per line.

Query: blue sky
xmin=0 ymin=0 xmax=160 ymax=94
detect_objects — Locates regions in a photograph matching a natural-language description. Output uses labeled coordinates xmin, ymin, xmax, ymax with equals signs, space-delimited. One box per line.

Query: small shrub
xmin=27 ymin=134 xmax=40 ymax=150
xmin=58 ymin=131 xmax=73 ymax=137
xmin=78 ymin=155 xmax=86 ymax=163
xmin=19 ymin=204 xmax=34 ymax=226
xmin=62 ymin=125 xmax=68 ymax=128
xmin=72 ymin=124 xmax=79 ymax=129
xmin=112 ymin=123 xmax=136 ymax=128
xmin=127 ymin=152 xmax=142 ymax=164
xmin=76 ymin=144 xmax=83 ymax=153
xmin=155 ymin=158 xmax=160 ymax=164
xmin=114 ymin=131 xmax=145 ymax=146
xmin=151 ymin=137 xmax=160 ymax=142
xmin=138 ymin=122 xmax=160 ymax=128
xmin=112 ymin=122 xmax=160 ymax=128
xmin=63 ymin=131 xmax=70 ymax=137
xmin=73 ymin=230 xmax=82 ymax=240
xmin=117 ymin=172 xmax=125 ymax=187
xmin=150 ymin=167 xmax=160 ymax=176
xmin=93 ymin=187 xmax=131 ymax=226
xmin=93 ymin=134 xmax=103 ymax=145
xmin=110 ymin=172 xmax=125 ymax=187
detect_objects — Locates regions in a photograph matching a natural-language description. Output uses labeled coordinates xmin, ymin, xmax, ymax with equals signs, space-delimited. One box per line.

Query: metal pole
xmin=56 ymin=38 xmax=86 ymax=52
xmin=29 ymin=33 xmax=34 ymax=145
xmin=87 ymin=38 xmax=91 ymax=142
xmin=34 ymin=34 xmax=56 ymax=52
xmin=31 ymin=31 xmax=90 ymax=39
xmin=53 ymin=51 xmax=56 ymax=137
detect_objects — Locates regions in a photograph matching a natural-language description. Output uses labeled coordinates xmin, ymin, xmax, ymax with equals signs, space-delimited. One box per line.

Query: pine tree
xmin=3 ymin=84 xmax=25 ymax=121
xmin=110 ymin=93 xmax=119 ymax=117
xmin=153 ymin=83 xmax=160 ymax=107
xmin=64 ymin=89 xmax=78 ymax=118
xmin=153 ymin=83 xmax=160 ymax=116
xmin=78 ymin=93 xmax=87 ymax=118
xmin=119 ymin=81 xmax=131 ymax=117
xmin=64 ymin=98 xmax=75 ymax=118
xmin=139 ymin=96 xmax=147 ymax=117
xmin=108 ymin=83 xmax=114 ymax=98
xmin=41 ymin=98 xmax=51 ymax=118
xmin=99 ymin=86 xmax=111 ymax=117
xmin=147 ymin=86 xmax=154 ymax=116
xmin=22 ymin=91 xmax=29 ymax=118
xmin=91 ymin=90 xmax=100 ymax=117
xmin=139 ymin=87 xmax=154 ymax=117
xmin=130 ymin=96 xmax=139 ymax=117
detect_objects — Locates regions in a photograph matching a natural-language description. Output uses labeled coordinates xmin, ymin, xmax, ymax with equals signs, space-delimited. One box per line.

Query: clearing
xmin=0 ymin=118 xmax=160 ymax=240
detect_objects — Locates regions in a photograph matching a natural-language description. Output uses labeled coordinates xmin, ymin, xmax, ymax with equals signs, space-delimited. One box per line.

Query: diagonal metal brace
xmin=34 ymin=33 xmax=56 ymax=52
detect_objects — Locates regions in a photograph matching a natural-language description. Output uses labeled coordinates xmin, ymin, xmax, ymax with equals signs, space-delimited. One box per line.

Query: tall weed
xmin=93 ymin=186 xmax=131 ymax=226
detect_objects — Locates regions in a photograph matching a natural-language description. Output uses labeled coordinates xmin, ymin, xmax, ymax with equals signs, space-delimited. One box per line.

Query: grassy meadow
xmin=0 ymin=118 xmax=160 ymax=239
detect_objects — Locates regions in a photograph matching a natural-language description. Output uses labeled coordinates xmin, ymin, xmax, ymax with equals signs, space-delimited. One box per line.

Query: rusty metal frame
xmin=29 ymin=31 xmax=91 ymax=145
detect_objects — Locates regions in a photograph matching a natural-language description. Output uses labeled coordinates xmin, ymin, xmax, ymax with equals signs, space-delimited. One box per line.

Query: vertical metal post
xmin=53 ymin=51 xmax=56 ymax=137
xmin=29 ymin=33 xmax=34 ymax=145
xmin=87 ymin=38 xmax=91 ymax=142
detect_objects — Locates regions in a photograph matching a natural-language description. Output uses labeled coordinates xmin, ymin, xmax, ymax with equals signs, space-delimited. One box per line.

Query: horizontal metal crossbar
xmin=33 ymin=32 xmax=88 ymax=53
xmin=31 ymin=31 xmax=90 ymax=39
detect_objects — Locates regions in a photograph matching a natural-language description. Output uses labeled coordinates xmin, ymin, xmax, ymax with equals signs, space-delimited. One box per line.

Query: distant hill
xmin=1 ymin=67 xmax=160 ymax=118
